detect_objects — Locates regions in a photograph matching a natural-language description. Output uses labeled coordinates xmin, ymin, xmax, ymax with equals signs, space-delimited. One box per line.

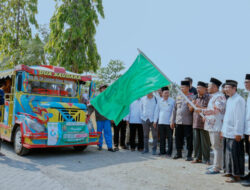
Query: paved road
xmin=0 ymin=141 xmax=248 ymax=190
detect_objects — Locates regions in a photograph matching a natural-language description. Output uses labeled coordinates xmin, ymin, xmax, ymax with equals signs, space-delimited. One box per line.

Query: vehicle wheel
xmin=73 ymin=145 xmax=88 ymax=151
xmin=14 ymin=127 xmax=29 ymax=156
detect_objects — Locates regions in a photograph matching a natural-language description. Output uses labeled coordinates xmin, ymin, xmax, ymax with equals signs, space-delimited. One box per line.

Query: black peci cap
xmin=161 ymin=86 xmax=169 ymax=92
xmin=181 ymin=80 xmax=190 ymax=86
xmin=245 ymin=74 xmax=250 ymax=80
xmin=210 ymin=78 xmax=222 ymax=87
xmin=197 ymin=81 xmax=207 ymax=88
xmin=99 ymin=84 xmax=108 ymax=90
xmin=225 ymin=80 xmax=238 ymax=87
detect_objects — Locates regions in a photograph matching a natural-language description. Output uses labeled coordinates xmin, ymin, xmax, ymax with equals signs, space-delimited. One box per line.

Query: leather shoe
xmin=241 ymin=179 xmax=250 ymax=187
xmin=186 ymin=157 xmax=193 ymax=161
xmin=141 ymin=150 xmax=149 ymax=154
xmin=173 ymin=154 xmax=182 ymax=159
xmin=108 ymin=148 xmax=116 ymax=152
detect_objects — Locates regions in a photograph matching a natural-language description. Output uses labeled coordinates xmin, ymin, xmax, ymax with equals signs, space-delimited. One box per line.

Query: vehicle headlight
xmin=26 ymin=117 xmax=46 ymax=133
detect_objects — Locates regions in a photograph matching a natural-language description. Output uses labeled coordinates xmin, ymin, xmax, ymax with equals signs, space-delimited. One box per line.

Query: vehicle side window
xmin=17 ymin=72 xmax=22 ymax=92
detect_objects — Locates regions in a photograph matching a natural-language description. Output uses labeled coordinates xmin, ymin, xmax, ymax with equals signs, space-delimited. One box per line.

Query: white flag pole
xmin=137 ymin=48 xmax=205 ymax=118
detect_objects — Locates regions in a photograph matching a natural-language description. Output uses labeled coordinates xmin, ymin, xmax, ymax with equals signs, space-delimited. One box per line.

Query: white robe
xmin=221 ymin=93 xmax=246 ymax=139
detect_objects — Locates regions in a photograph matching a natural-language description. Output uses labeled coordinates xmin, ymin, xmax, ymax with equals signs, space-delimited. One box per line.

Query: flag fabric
xmin=90 ymin=53 xmax=171 ymax=125
xmin=89 ymin=81 xmax=96 ymax=100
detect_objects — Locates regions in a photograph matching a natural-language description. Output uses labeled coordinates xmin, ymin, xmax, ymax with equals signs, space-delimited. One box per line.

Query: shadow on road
xmin=2 ymin=141 xmax=158 ymax=173
xmin=0 ymin=155 xmax=40 ymax=171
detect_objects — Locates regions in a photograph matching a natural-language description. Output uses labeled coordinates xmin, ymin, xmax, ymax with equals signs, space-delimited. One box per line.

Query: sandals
xmin=191 ymin=159 xmax=202 ymax=164
xmin=205 ymin=169 xmax=220 ymax=175
xmin=222 ymin=174 xmax=232 ymax=178
xmin=225 ymin=176 xmax=241 ymax=183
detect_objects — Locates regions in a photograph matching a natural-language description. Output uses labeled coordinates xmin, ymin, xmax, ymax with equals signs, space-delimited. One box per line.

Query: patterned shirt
xmin=192 ymin=94 xmax=210 ymax=129
xmin=203 ymin=92 xmax=226 ymax=132
xmin=171 ymin=94 xmax=193 ymax=125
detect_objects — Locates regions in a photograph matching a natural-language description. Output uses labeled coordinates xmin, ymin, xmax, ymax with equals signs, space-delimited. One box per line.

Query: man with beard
xmin=221 ymin=80 xmax=245 ymax=183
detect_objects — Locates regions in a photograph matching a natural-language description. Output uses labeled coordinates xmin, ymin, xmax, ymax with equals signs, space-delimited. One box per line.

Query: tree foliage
xmin=0 ymin=0 xmax=38 ymax=68
xmin=97 ymin=59 xmax=125 ymax=84
xmin=46 ymin=0 xmax=104 ymax=73
xmin=18 ymin=25 xmax=53 ymax=66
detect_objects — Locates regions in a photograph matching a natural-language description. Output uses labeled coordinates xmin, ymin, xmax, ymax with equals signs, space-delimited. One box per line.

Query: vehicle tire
xmin=73 ymin=145 xmax=88 ymax=151
xmin=14 ymin=127 xmax=29 ymax=156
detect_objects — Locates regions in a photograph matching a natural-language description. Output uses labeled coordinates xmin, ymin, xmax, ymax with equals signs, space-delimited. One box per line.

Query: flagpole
xmin=137 ymin=48 xmax=205 ymax=118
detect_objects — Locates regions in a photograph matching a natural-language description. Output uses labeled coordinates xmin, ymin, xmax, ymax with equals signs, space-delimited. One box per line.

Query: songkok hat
xmin=181 ymin=80 xmax=190 ymax=86
xmin=225 ymin=80 xmax=238 ymax=87
xmin=210 ymin=78 xmax=222 ymax=87
xmin=184 ymin=77 xmax=193 ymax=83
xmin=161 ymin=86 xmax=169 ymax=92
xmin=205 ymin=83 xmax=208 ymax=88
xmin=245 ymin=74 xmax=250 ymax=80
xmin=197 ymin=81 xmax=206 ymax=88
xmin=99 ymin=84 xmax=108 ymax=90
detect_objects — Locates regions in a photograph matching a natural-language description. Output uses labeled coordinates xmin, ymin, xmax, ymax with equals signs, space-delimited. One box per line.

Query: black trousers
xmin=159 ymin=124 xmax=173 ymax=155
xmin=245 ymin=135 xmax=250 ymax=172
xmin=129 ymin=123 xmax=144 ymax=150
xmin=225 ymin=138 xmax=245 ymax=177
xmin=175 ymin=124 xmax=193 ymax=156
xmin=113 ymin=120 xmax=127 ymax=147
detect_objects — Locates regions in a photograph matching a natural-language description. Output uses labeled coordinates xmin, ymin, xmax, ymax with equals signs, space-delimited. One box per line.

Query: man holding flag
xmin=90 ymin=50 xmax=171 ymax=128
xmin=90 ymin=49 xmax=198 ymax=155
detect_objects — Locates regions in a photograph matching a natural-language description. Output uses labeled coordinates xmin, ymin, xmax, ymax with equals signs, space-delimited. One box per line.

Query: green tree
xmin=97 ymin=60 xmax=125 ymax=85
xmin=18 ymin=25 xmax=53 ymax=66
xmin=46 ymin=0 xmax=104 ymax=73
xmin=0 ymin=0 xmax=38 ymax=68
xmin=238 ymin=88 xmax=248 ymax=100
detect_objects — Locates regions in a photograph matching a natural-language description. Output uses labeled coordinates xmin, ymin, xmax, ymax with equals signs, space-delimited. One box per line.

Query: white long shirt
xmin=154 ymin=97 xmax=175 ymax=125
xmin=126 ymin=99 xmax=142 ymax=124
xmin=221 ymin=93 xmax=246 ymax=139
xmin=140 ymin=96 xmax=158 ymax=122
xmin=245 ymin=92 xmax=250 ymax=135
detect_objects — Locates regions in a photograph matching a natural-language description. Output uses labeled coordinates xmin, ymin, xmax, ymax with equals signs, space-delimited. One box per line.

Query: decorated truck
xmin=0 ymin=65 xmax=100 ymax=155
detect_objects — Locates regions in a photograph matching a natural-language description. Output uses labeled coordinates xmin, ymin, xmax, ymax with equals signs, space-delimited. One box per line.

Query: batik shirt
xmin=193 ymin=94 xmax=210 ymax=129
xmin=203 ymin=92 xmax=226 ymax=132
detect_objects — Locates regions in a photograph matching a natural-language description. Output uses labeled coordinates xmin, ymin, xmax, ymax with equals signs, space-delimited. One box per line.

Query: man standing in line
xmin=198 ymin=78 xmax=226 ymax=174
xmin=185 ymin=77 xmax=197 ymax=95
xmin=154 ymin=87 xmax=175 ymax=157
xmin=171 ymin=81 xmax=193 ymax=161
xmin=189 ymin=81 xmax=210 ymax=164
xmin=221 ymin=80 xmax=245 ymax=183
xmin=113 ymin=118 xmax=127 ymax=151
xmin=88 ymin=84 xmax=115 ymax=152
xmin=126 ymin=98 xmax=144 ymax=152
xmin=241 ymin=74 xmax=250 ymax=187
xmin=141 ymin=92 xmax=158 ymax=155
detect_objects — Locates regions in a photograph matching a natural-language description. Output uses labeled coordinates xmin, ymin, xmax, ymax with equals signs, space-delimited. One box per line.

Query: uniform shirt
xmin=140 ymin=96 xmax=158 ymax=122
xmin=126 ymin=99 xmax=142 ymax=124
xmin=203 ymin=92 xmax=226 ymax=132
xmin=154 ymin=97 xmax=175 ymax=125
xmin=192 ymin=94 xmax=210 ymax=129
xmin=245 ymin=92 xmax=250 ymax=135
xmin=171 ymin=94 xmax=193 ymax=125
xmin=221 ymin=93 xmax=246 ymax=139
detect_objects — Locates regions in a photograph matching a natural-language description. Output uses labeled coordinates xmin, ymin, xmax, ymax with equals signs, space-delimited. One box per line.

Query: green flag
xmin=90 ymin=53 xmax=171 ymax=125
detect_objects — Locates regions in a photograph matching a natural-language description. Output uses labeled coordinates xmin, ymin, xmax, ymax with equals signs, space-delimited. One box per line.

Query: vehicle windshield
xmin=27 ymin=75 xmax=78 ymax=97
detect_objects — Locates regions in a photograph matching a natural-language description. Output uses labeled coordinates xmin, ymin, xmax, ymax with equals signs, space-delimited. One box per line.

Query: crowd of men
xmin=89 ymin=74 xmax=250 ymax=186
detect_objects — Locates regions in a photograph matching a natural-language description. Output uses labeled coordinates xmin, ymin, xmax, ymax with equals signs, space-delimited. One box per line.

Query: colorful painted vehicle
xmin=0 ymin=65 xmax=100 ymax=155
